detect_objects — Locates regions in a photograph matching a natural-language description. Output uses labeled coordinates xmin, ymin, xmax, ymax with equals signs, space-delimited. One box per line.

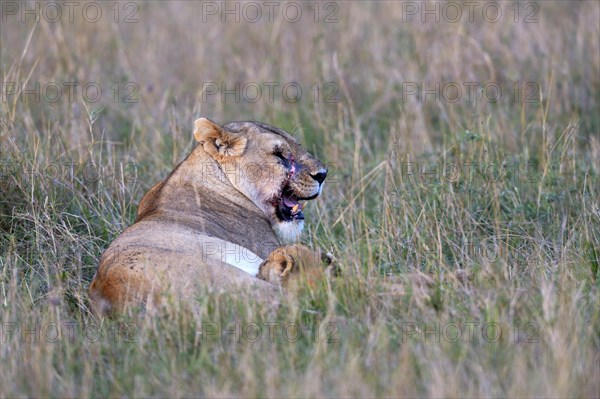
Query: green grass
xmin=1 ymin=1 xmax=599 ymax=397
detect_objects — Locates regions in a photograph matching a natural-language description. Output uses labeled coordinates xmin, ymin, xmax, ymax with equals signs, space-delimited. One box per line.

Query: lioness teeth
xmin=292 ymin=204 xmax=299 ymax=213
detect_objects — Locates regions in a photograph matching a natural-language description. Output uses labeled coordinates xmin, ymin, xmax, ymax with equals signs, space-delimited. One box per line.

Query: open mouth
xmin=275 ymin=186 xmax=306 ymax=222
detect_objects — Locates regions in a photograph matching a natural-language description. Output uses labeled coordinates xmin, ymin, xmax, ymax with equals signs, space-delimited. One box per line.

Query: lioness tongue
xmin=283 ymin=192 xmax=298 ymax=208
xmin=283 ymin=193 xmax=304 ymax=214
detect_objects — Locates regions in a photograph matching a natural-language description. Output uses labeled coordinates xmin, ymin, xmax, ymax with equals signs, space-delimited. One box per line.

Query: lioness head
xmin=193 ymin=118 xmax=327 ymax=243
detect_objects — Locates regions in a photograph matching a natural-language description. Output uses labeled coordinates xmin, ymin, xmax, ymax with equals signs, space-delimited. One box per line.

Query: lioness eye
xmin=273 ymin=149 xmax=290 ymax=166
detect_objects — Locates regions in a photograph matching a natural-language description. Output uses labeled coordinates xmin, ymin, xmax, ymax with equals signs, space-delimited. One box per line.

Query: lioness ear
xmin=193 ymin=118 xmax=247 ymax=157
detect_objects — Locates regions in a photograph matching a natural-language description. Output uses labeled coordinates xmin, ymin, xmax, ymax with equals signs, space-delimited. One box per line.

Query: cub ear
xmin=193 ymin=118 xmax=247 ymax=157
xmin=322 ymin=252 xmax=341 ymax=277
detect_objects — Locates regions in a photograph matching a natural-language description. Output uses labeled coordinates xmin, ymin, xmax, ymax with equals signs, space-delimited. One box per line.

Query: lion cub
xmin=257 ymin=245 xmax=336 ymax=293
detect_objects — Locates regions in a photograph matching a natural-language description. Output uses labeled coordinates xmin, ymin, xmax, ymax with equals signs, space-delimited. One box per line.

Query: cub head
xmin=257 ymin=245 xmax=337 ymax=292
xmin=193 ymin=118 xmax=327 ymax=243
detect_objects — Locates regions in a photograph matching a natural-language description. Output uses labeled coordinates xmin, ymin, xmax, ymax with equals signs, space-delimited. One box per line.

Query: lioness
xmin=89 ymin=118 xmax=330 ymax=314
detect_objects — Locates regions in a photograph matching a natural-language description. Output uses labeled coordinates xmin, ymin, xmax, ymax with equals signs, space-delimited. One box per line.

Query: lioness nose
xmin=311 ymin=170 xmax=327 ymax=184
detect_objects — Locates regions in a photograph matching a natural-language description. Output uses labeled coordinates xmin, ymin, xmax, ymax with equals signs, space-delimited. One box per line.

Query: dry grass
xmin=1 ymin=1 xmax=599 ymax=397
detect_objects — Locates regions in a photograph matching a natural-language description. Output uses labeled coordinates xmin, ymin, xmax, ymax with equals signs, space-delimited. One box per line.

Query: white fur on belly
xmin=201 ymin=237 xmax=264 ymax=275
xmin=222 ymin=242 xmax=264 ymax=275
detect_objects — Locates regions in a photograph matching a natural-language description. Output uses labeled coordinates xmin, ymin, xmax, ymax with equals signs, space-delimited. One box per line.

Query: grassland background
xmin=0 ymin=0 xmax=599 ymax=397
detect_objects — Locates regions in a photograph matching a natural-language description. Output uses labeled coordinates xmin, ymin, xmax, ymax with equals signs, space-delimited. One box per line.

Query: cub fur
xmin=258 ymin=245 xmax=336 ymax=293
